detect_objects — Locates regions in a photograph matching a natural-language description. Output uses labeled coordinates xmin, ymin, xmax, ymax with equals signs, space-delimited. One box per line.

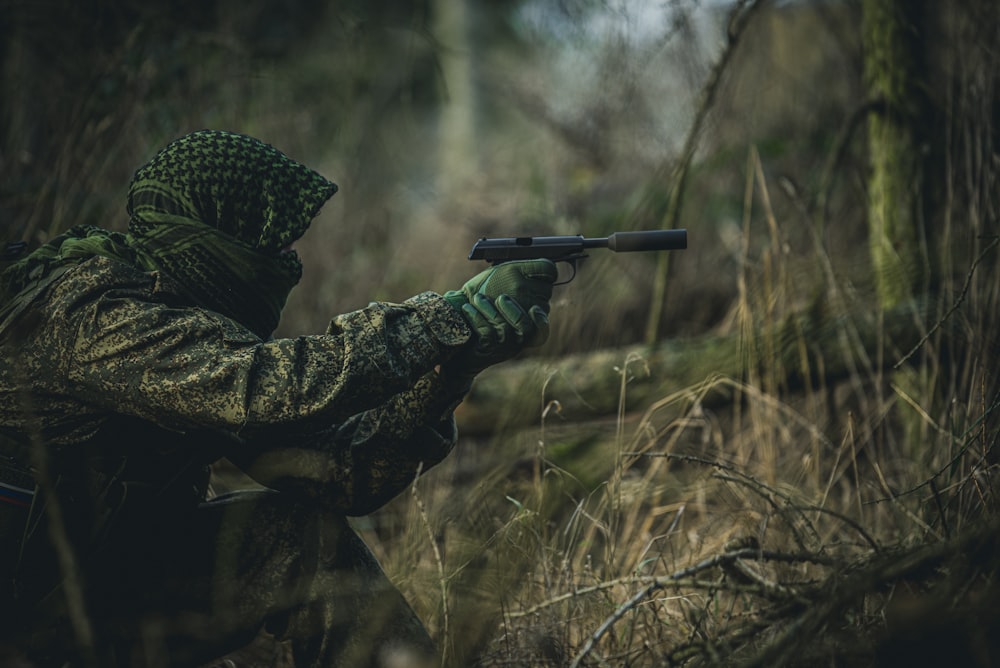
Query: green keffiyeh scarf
xmin=1 ymin=130 xmax=338 ymax=338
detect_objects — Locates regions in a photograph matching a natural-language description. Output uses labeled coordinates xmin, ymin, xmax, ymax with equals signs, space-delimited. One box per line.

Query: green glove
xmin=443 ymin=259 xmax=557 ymax=373
xmin=446 ymin=258 xmax=558 ymax=311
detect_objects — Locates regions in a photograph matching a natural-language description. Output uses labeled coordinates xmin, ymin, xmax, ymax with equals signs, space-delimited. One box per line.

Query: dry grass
xmin=363 ymin=129 xmax=1000 ymax=665
xmin=368 ymin=264 xmax=999 ymax=665
xmin=356 ymin=8 xmax=1000 ymax=662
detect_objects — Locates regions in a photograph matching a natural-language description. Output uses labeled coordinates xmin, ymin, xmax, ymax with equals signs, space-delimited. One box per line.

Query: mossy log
xmin=455 ymin=298 xmax=934 ymax=436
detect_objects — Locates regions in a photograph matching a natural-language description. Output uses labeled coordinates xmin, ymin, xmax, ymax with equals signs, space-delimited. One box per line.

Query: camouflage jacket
xmin=0 ymin=255 xmax=473 ymax=516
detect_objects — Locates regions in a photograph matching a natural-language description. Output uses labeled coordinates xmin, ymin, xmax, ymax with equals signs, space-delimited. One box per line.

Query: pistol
xmin=468 ymin=229 xmax=687 ymax=283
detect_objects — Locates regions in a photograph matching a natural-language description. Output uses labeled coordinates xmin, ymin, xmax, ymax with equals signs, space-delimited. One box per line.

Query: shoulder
xmin=41 ymin=256 xmax=259 ymax=347
xmin=47 ymin=256 xmax=180 ymax=310
xmin=1 ymin=256 xmax=165 ymax=341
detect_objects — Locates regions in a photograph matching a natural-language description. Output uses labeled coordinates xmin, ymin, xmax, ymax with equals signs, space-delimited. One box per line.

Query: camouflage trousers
xmin=2 ymin=489 xmax=437 ymax=667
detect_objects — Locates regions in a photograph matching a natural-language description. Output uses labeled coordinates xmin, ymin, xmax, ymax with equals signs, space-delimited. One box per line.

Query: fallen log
xmin=455 ymin=297 xmax=937 ymax=436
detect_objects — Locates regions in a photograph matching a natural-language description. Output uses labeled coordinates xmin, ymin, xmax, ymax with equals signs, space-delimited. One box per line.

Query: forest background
xmin=2 ymin=0 xmax=999 ymax=665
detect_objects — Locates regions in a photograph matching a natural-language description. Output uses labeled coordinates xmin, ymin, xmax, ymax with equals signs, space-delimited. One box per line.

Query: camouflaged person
xmin=0 ymin=130 xmax=557 ymax=667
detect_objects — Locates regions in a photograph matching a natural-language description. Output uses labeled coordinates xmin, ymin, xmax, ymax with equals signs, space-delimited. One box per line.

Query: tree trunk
xmin=433 ymin=0 xmax=477 ymax=196
xmin=862 ymin=0 xmax=928 ymax=310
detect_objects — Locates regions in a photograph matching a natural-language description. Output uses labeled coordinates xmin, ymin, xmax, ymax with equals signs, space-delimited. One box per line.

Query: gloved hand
xmin=443 ymin=259 xmax=558 ymax=374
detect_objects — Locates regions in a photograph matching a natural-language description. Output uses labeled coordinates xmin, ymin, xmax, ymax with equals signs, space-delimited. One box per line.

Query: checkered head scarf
xmin=127 ymin=130 xmax=338 ymax=337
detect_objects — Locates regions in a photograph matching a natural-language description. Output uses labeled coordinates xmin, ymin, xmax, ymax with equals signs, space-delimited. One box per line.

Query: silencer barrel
xmin=605 ymin=229 xmax=687 ymax=252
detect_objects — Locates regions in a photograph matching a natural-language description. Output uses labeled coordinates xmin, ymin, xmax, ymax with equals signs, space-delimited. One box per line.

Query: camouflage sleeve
xmin=16 ymin=259 xmax=476 ymax=513
xmin=57 ymin=263 xmax=471 ymax=435
xmin=230 ymin=369 xmax=474 ymax=515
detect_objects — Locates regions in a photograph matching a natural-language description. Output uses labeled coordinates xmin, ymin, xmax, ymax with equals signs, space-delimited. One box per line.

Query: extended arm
xmin=23 ymin=258 xmax=471 ymax=443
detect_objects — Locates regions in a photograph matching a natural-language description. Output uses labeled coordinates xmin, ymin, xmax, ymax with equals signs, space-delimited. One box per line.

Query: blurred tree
xmin=433 ymin=0 xmax=476 ymax=195
xmin=0 ymin=0 xmax=334 ymax=244
xmin=862 ymin=0 xmax=929 ymax=309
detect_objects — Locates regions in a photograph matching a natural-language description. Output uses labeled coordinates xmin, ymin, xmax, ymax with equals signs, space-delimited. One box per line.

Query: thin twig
xmin=789 ymin=504 xmax=882 ymax=552
xmin=868 ymin=393 xmax=1000 ymax=503
xmin=568 ymin=548 xmax=831 ymax=667
xmin=812 ymin=98 xmax=888 ymax=226
xmin=626 ymin=451 xmax=825 ymax=550
xmin=644 ymin=0 xmax=766 ymax=343
xmin=411 ymin=464 xmax=449 ymax=668
xmin=711 ymin=473 xmax=817 ymax=553
xmin=894 ymin=235 xmax=999 ymax=369
xmin=738 ymin=522 xmax=1000 ymax=668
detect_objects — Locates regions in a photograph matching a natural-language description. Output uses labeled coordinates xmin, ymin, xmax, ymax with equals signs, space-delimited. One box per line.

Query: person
xmin=0 ymin=129 xmax=557 ymax=667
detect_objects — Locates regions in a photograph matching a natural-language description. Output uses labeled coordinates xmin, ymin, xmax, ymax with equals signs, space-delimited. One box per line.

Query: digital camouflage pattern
xmin=0 ymin=254 xmax=472 ymax=508
xmin=0 ymin=130 xmax=475 ymax=666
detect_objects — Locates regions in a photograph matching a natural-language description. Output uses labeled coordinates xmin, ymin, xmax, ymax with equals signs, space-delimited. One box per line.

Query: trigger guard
xmin=554 ymin=260 xmax=580 ymax=286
